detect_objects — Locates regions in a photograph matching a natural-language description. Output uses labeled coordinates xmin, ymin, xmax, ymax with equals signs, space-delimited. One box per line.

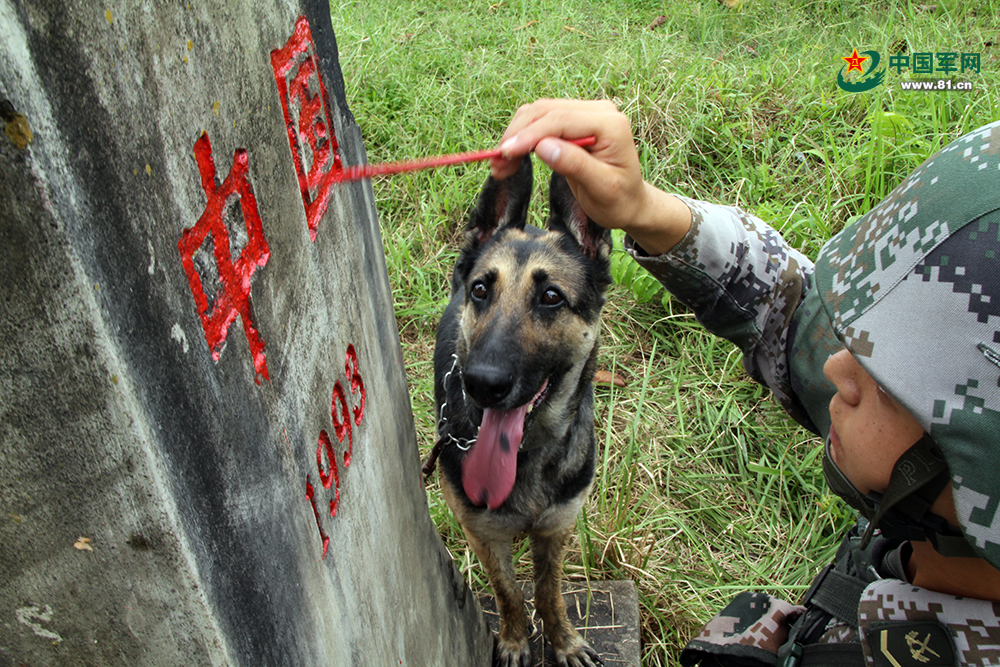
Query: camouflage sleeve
xmin=679 ymin=590 xmax=805 ymax=666
xmin=625 ymin=196 xmax=833 ymax=433
xmin=858 ymin=578 xmax=1000 ymax=666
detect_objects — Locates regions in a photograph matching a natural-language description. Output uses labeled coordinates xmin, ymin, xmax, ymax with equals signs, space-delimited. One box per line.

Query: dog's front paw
xmin=554 ymin=638 xmax=602 ymax=667
xmin=493 ymin=637 xmax=532 ymax=667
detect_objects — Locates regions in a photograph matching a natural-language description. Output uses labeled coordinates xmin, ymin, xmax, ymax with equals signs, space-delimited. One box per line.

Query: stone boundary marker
xmin=0 ymin=1 xmax=491 ymax=665
xmin=478 ymin=581 xmax=641 ymax=666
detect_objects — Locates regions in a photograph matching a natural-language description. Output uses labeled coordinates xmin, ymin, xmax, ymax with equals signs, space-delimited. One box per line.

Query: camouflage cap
xmin=814 ymin=121 xmax=1000 ymax=567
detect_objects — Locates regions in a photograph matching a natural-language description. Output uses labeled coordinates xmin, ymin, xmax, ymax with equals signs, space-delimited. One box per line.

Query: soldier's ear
xmin=547 ymin=173 xmax=610 ymax=263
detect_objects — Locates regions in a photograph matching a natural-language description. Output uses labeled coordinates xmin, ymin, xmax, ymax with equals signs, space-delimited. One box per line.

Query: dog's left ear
xmin=547 ymin=173 xmax=611 ymax=264
xmin=466 ymin=156 xmax=533 ymax=246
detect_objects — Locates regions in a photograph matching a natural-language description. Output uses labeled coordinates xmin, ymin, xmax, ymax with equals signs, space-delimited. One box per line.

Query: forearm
xmin=626 ymin=197 xmax=818 ymax=429
xmin=618 ymin=184 xmax=693 ymax=257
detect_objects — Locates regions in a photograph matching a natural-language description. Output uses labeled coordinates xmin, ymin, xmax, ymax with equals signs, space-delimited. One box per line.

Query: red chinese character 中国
xmin=271 ymin=16 xmax=342 ymax=241
xmin=178 ymin=132 xmax=270 ymax=383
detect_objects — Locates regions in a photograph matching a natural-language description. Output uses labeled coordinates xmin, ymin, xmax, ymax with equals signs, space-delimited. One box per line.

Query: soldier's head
xmin=814 ymin=121 xmax=1000 ymax=566
xmin=821 ymin=349 xmax=925 ymax=497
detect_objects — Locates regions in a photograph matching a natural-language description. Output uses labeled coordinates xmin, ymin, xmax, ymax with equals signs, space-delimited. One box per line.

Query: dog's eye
xmin=471 ymin=281 xmax=488 ymax=301
xmin=541 ymin=288 xmax=564 ymax=307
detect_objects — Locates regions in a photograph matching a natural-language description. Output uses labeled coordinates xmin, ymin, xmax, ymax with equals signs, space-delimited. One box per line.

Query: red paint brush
xmin=338 ymin=136 xmax=597 ymax=182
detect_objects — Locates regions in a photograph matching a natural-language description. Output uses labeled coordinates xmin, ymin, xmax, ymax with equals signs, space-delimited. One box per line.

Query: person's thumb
xmin=533 ymin=137 xmax=599 ymax=182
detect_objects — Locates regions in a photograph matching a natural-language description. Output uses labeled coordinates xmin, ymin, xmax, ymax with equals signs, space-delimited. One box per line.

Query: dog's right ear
xmin=547 ymin=173 xmax=611 ymax=264
xmin=465 ymin=157 xmax=533 ymax=247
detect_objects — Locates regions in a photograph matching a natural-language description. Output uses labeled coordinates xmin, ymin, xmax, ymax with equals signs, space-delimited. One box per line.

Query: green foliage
xmin=330 ymin=0 xmax=1000 ymax=663
xmin=609 ymin=231 xmax=666 ymax=304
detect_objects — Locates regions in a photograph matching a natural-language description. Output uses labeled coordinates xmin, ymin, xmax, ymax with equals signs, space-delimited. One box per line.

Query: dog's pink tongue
xmin=462 ymin=406 xmax=527 ymax=510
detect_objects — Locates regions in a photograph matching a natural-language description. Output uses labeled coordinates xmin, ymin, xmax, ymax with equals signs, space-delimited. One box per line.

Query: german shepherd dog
xmin=433 ymin=157 xmax=610 ymax=667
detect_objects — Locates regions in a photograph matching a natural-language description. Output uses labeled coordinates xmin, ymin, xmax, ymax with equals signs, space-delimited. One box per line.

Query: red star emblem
xmin=842 ymin=48 xmax=868 ymax=74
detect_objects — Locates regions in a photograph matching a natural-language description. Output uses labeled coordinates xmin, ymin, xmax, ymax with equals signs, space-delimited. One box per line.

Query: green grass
xmin=329 ymin=1 xmax=1000 ymax=663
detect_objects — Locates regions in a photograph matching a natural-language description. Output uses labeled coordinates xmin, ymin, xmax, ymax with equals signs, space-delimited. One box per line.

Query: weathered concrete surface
xmin=479 ymin=581 xmax=642 ymax=666
xmin=0 ymin=1 xmax=490 ymax=665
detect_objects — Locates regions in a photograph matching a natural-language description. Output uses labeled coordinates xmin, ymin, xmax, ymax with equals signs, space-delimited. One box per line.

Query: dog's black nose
xmin=463 ymin=364 xmax=514 ymax=407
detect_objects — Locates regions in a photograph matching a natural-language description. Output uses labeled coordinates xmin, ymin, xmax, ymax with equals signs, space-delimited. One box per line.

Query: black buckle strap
xmin=809 ymin=568 xmax=866 ymax=627
xmin=799 ymin=563 xmax=833 ymax=607
xmin=860 ymin=433 xmax=949 ymax=548
xmin=799 ymin=563 xmax=866 ymax=627
xmin=780 ymin=627 xmax=865 ymax=667
xmin=778 ymin=563 xmax=869 ymax=667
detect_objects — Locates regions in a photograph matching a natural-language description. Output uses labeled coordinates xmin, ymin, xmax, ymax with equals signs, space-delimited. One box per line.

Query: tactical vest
xmin=680 ymin=523 xmax=1000 ymax=666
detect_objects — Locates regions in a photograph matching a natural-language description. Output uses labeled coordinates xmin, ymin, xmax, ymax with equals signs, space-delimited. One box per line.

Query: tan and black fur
xmin=433 ymin=158 xmax=610 ymax=666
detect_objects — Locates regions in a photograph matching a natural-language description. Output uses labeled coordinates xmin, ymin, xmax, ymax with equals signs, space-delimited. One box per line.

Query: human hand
xmin=490 ymin=99 xmax=690 ymax=255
